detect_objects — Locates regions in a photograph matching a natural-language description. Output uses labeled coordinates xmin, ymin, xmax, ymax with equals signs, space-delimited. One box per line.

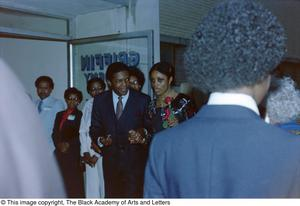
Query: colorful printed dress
xmin=148 ymin=93 xmax=197 ymax=134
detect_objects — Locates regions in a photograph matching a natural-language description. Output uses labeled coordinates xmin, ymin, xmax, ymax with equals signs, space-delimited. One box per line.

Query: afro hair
xmin=184 ymin=0 xmax=286 ymax=93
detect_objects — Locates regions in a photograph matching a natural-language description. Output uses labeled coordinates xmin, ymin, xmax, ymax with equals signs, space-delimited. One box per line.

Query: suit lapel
xmin=107 ymin=91 xmax=118 ymax=122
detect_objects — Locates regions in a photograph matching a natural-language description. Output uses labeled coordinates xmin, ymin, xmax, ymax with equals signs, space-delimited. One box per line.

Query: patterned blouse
xmin=148 ymin=93 xmax=197 ymax=134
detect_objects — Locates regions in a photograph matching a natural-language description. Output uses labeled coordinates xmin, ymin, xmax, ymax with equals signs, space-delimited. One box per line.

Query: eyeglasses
xmin=129 ymin=80 xmax=139 ymax=85
xmin=67 ymin=97 xmax=79 ymax=101
xmin=90 ymin=87 xmax=103 ymax=92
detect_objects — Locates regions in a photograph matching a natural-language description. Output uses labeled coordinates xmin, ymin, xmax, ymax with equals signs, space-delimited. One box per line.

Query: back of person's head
xmin=35 ymin=76 xmax=54 ymax=89
xmin=184 ymin=0 xmax=286 ymax=93
xmin=106 ymin=62 xmax=129 ymax=82
xmin=129 ymin=67 xmax=145 ymax=88
xmin=87 ymin=77 xmax=106 ymax=92
xmin=266 ymin=77 xmax=300 ymax=124
xmin=149 ymin=62 xmax=175 ymax=85
xmin=64 ymin=87 xmax=83 ymax=103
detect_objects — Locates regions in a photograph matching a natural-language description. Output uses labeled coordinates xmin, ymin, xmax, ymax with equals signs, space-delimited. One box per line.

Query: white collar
xmin=207 ymin=92 xmax=260 ymax=115
xmin=40 ymin=95 xmax=52 ymax=103
xmin=112 ymin=89 xmax=130 ymax=112
xmin=112 ymin=89 xmax=129 ymax=100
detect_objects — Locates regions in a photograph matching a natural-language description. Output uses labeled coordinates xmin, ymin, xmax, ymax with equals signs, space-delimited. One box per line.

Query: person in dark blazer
xmin=52 ymin=87 xmax=84 ymax=198
xmin=144 ymin=0 xmax=300 ymax=198
xmin=90 ymin=62 xmax=151 ymax=198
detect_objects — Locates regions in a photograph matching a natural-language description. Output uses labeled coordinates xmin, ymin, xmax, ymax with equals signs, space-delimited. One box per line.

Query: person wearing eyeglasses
xmin=128 ymin=66 xmax=145 ymax=92
xmin=52 ymin=87 xmax=84 ymax=198
xmin=79 ymin=78 xmax=106 ymax=198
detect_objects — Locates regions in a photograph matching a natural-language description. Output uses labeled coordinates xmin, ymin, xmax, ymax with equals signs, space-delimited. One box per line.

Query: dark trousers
xmin=103 ymin=145 xmax=146 ymax=198
xmin=55 ymin=150 xmax=85 ymax=198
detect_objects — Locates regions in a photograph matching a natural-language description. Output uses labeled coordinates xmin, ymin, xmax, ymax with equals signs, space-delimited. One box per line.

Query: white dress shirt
xmin=112 ymin=90 xmax=129 ymax=114
xmin=35 ymin=95 xmax=65 ymax=151
xmin=207 ymin=92 xmax=260 ymax=115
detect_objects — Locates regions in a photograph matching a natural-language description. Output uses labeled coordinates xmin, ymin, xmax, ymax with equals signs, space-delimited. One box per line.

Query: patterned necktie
xmin=38 ymin=100 xmax=43 ymax=113
xmin=116 ymin=96 xmax=123 ymax=119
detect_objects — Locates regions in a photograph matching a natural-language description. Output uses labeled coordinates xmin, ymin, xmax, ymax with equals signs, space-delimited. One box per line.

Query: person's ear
xmin=107 ymin=80 xmax=111 ymax=87
xmin=168 ymin=76 xmax=173 ymax=85
xmin=253 ymin=75 xmax=271 ymax=104
xmin=266 ymin=75 xmax=271 ymax=89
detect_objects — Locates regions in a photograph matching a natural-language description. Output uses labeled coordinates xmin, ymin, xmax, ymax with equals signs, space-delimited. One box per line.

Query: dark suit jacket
xmin=90 ymin=89 xmax=151 ymax=197
xmin=90 ymin=89 xmax=150 ymax=164
xmin=90 ymin=89 xmax=151 ymax=145
xmin=144 ymin=105 xmax=300 ymax=198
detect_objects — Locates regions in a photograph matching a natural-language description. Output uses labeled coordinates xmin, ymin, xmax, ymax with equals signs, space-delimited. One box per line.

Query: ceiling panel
xmin=0 ymin=0 xmax=130 ymax=18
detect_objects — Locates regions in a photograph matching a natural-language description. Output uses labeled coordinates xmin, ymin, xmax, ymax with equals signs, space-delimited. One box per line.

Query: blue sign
xmin=81 ymin=51 xmax=140 ymax=82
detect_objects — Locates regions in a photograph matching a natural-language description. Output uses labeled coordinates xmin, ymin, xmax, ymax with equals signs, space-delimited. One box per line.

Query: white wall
xmin=0 ymin=12 xmax=67 ymax=35
xmin=75 ymin=0 xmax=159 ymax=61
xmin=75 ymin=7 xmax=126 ymax=38
xmin=0 ymin=38 xmax=68 ymax=101
xmin=127 ymin=0 xmax=160 ymax=62
xmin=74 ymin=0 xmax=160 ymax=96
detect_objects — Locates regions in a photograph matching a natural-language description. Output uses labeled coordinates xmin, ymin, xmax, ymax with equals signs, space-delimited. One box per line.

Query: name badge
xmin=44 ymin=106 xmax=51 ymax=111
xmin=67 ymin=115 xmax=75 ymax=120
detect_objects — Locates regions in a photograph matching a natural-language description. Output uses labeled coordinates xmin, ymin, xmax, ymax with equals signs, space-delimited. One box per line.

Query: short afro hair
xmin=87 ymin=77 xmax=106 ymax=92
xmin=106 ymin=62 xmax=129 ymax=82
xmin=184 ymin=0 xmax=286 ymax=93
xmin=129 ymin=66 xmax=145 ymax=88
xmin=64 ymin=87 xmax=83 ymax=103
xmin=35 ymin=76 xmax=54 ymax=89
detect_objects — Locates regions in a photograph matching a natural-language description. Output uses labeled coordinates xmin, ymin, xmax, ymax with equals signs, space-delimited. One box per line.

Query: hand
xmin=99 ymin=135 xmax=112 ymax=146
xmin=91 ymin=142 xmax=102 ymax=155
xmin=58 ymin=142 xmax=69 ymax=153
xmin=81 ymin=152 xmax=93 ymax=167
xmin=167 ymin=117 xmax=179 ymax=127
xmin=128 ymin=129 xmax=146 ymax=144
xmin=89 ymin=155 xmax=99 ymax=167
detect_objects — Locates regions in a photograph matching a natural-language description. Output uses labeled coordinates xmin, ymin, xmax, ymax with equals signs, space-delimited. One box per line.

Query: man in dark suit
xmin=144 ymin=0 xmax=300 ymax=198
xmin=90 ymin=62 xmax=151 ymax=198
